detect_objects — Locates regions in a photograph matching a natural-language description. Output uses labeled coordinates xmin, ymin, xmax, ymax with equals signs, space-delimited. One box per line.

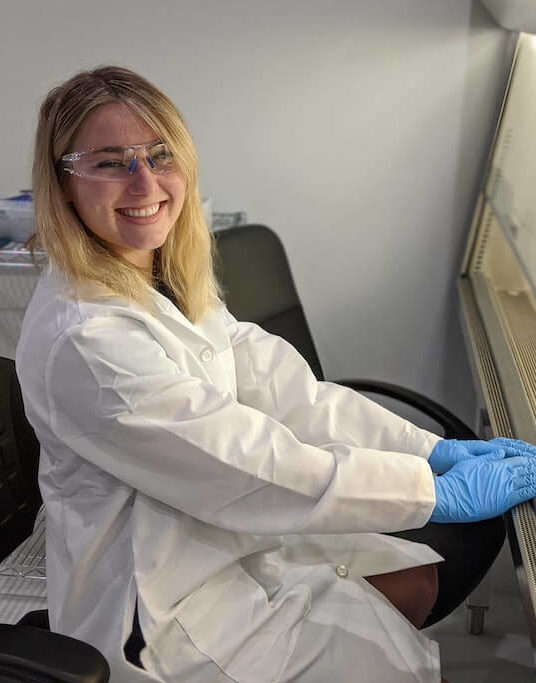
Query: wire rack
xmin=0 ymin=249 xmax=43 ymax=359
xmin=0 ymin=245 xmax=46 ymax=270
xmin=0 ymin=506 xmax=47 ymax=624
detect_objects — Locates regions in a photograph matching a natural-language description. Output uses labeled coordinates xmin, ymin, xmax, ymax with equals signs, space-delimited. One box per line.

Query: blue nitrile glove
xmin=430 ymin=450 xmax=536 ymax=523
xmin=428 ymin=439 xmax=508 ymax=474
xmin=490 ymin=437 xmax=536 ymax=458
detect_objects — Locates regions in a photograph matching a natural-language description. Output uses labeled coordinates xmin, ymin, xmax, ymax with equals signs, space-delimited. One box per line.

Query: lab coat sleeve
xmin=223 ymin=311 xmax=441 ymax=459
xmin=46 ymin=314 xmax=436 ymax=535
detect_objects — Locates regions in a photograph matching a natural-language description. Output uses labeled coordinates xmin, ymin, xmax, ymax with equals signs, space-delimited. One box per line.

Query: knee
xmin=405 ymin=563 xmax=438 ymax=629
xmin=416 ymin=563 xmax=439 ymax=620
xmin=366 ymin=563 xmax=439 ymax=630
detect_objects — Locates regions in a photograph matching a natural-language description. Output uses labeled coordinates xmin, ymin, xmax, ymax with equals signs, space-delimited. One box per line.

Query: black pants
xmin=388 ymin=515 xmax=506 ymax=627
xmin=124 ymin=603 xmax=145 ymax=669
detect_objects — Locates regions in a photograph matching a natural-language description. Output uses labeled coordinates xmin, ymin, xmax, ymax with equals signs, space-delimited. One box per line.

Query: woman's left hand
xmin=428 ymin=438 xmax=523 ymax=474
xmin=490 ymin=437 xmax=536 ymax=458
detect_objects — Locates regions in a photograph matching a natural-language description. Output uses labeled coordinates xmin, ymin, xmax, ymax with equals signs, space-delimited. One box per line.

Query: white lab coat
xmin=16 ymin=266 xmax=444 ymax=683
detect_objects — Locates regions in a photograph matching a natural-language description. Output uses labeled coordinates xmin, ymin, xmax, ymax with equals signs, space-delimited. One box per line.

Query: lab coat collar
xmin=149 ymin=286 xmax=230 ymax=352
xmin=43 ymin=265 xmax=228 ymax=352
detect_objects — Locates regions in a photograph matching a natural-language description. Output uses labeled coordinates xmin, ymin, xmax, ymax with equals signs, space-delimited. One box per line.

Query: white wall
xmin=0 ymin=0 xmax=515 ymax=426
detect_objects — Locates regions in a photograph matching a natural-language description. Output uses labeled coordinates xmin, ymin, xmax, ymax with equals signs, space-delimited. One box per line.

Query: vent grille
xmin=496 ymin=290 xmax=536 ymax=426
xmin=461 ymin=282 xmax=512 ymax=435
xmin=514 ymin=335 xmax=536 ymax=418
xmin=487 ymin=126 xmax=513 ymax=202
xmin=461 ymin=280 xmax=536 ymax=626
xmin=473 ymin=208 xmax=493 ymax=273
xmin=514 ymin=503 xmax=536 ymax=611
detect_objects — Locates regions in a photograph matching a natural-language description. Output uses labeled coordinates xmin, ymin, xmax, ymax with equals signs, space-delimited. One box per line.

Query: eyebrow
xmin=91 ymin=140 xmax=163 ymax=154
xmin=92 ymin=145 xmax=125 ymax=154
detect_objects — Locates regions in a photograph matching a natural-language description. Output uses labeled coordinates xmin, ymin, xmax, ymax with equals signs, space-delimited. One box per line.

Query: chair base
xmin=466 ymin=604 xmax=488 ymax=635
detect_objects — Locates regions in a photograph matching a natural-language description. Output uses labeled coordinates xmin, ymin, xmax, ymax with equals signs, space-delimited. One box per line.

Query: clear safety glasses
xmin=59 ymin=141 xmax=177 ymax=182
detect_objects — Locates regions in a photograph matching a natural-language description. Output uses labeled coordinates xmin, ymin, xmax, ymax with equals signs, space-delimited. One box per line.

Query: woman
xmin=16 ymin=65 xmax=536 ymax=683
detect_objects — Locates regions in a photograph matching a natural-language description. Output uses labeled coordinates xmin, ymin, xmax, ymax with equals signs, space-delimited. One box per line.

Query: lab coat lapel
xmin=150 ymin=289 xmax=210 ymax=343
xmin=150 ymin=289 xmax=237 ymax=396
xmin=150 ymin=289 xmax=229 ymax=353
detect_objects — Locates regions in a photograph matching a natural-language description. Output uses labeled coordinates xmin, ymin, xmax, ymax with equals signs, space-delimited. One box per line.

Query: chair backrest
xmin=0 ymin=357 xmax=41 ymax=561
xmin=213 ymin=224 xmax=325 ymax=381
xmin=213 ymin=225 xmax=477 ymax=442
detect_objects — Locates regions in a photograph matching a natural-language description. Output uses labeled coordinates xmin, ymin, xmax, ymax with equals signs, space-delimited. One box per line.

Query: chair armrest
xmin=0 ymin=624 xmax=110 ymax=683
xmin=334 ymin=378 xmax=478 ymax=440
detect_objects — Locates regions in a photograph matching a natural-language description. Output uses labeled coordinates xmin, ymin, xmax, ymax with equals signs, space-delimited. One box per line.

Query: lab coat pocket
xmin=174 ymin=563 xmax=309 ymax=683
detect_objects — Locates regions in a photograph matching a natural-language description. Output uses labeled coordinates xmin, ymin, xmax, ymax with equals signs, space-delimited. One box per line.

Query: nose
xmin=126 ymin=156 xmax=158 ymax=194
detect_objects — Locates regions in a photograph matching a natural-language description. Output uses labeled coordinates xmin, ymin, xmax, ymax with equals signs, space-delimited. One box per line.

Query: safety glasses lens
xmin=66 ymin=143 xmax=176 ymax=180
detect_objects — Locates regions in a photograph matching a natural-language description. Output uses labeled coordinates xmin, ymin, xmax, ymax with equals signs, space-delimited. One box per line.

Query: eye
xmin=95 ymin=159 xmax=126 ymax=169
xmin=150 ymin=144 xmax=174 ymax=163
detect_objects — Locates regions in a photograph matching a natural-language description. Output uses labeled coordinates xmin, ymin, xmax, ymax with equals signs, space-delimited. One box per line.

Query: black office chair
xmin=0 ymin=356 xmax=110 ymax=682
xmin=213 ymin=223 xmax=505 ymax=629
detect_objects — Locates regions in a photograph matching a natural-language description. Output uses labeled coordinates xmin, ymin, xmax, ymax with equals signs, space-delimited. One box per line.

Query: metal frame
xmin=0 ymin=508 xmax=46 ymax=624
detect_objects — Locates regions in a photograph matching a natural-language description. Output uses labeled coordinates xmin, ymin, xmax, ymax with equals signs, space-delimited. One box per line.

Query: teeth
xmin=119 ymin=203 xmax=161 ymax=217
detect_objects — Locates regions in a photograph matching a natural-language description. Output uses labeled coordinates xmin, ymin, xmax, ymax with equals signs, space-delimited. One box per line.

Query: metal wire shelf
xmin=0 ymin=246 xmax=46 ymax=270
xmin=0 ymin=507 xmax=46 ymax=584
xmin=0 ymin=507 xmax=47 ymax=626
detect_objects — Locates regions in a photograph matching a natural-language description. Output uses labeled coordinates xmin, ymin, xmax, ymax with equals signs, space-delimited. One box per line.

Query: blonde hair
xmin=29 ymin=65 xmax=219 ymax=322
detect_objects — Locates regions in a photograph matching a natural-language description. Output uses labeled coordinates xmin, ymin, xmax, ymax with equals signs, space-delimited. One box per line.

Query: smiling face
xmin=63 ymin=102 xmax=186 ymax=270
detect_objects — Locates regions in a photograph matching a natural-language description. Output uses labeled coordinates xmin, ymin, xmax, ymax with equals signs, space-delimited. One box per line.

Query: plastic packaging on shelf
xmin=0 ymin=191 xmax=35 ymax=242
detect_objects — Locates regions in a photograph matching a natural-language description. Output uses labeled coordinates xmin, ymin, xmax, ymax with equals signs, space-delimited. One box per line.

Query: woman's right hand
xmin=430 ymin=450 xmax=536 ymax=523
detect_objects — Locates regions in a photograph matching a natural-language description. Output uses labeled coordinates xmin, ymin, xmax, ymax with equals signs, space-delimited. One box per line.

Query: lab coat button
xmin=335 ymin=564 xmax=349 ymax=578
xmin=200 ymin=347 xmax=214 ymax=362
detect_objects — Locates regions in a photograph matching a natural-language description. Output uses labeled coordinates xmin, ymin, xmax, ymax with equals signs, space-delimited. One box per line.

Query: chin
xmin=126 ymin=229 xmax=170 ymax=251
